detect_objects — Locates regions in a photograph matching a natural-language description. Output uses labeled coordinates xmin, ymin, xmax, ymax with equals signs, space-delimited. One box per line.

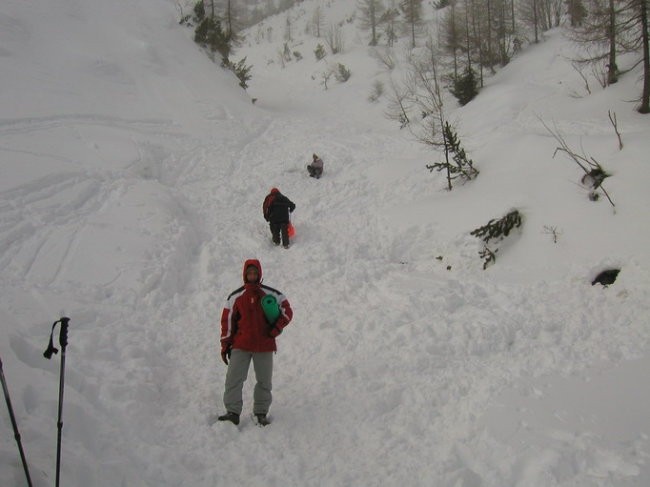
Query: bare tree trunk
xmin=533 ymin=0 xmax=539 ymax=43
xmin=313 ymin=7 xmax=323 ymax=38
xmin=226 ymin=0 xmax=233 ymax=38
xmin=640 ymin=0 xmax=650 ymax=112
xmin=487 ymin=0 xmax=495 ymax=73
xmin=465 ymin=0 xmax=472 ymax=69
xmin=498 ymin=1 xmax=507 ymax=65
xmin=443 ymin=135 xmax=453 ymax=191
xmin=607 ymin=0 xmax=619 ymax=84
xmin=411 ymin=18 xmax=417 ymax=48
xmin=371 ymin=16 xmax=377 ymax=46
xmin=453 ymin=5 xmax=459 ymax=78
xmin=471 ymin=0 xmax=484 ymax=86
xmin=443 ymin=2 xmax=461 ymax=78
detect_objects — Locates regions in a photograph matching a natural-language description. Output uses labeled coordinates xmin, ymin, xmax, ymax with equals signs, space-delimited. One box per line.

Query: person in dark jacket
xmin=218 ymin=259 xmax=293 ymax=426
xmin=262 ymin=188 xmax=296 ymax=248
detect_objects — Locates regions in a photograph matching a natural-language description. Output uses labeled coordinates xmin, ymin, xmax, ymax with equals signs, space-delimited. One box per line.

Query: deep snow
xmin=1 ymin=0 xmax=649 ymax=486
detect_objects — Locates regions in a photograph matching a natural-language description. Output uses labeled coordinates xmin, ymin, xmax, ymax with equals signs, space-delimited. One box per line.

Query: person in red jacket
xmin=217 ymin=259 xmax=293 ymax=426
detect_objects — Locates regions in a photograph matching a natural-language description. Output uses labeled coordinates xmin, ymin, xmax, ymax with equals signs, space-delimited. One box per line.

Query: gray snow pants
xmin=223 ymin=349 xmax=273 ymax=416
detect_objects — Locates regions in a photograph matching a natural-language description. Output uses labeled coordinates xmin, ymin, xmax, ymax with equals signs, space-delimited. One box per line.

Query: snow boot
xmin=217 ymin=412 xmax=240 ymax=425
xmin=254 ymin=414 xmax=270 ymax=426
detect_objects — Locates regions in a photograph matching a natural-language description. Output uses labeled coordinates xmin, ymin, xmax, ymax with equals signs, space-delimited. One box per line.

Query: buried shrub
xmin=470 ymin=210 xmax=523 ymax=269
xmin=541 ymin=119 xmax=614 ymax=207
xmin=335 ymin=63 xmax=351 ymax=82
xmin=591 ymin=268 xmax=620 ymax=286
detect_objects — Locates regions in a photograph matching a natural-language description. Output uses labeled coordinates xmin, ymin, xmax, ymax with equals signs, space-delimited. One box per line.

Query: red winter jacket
xmin=220 ymin=259 xmax=293 ymax=353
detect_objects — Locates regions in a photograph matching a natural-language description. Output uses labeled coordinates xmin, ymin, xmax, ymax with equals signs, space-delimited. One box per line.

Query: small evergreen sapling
xmin=314 ymin=44 xmax=326 ymax=60
xmin=232 ymin=58 xmax=252 ymax=89
xmin=335 ymin=63 xmax=351 ymax=82
xmin=426 ymin=122 xmax=479 ymax=190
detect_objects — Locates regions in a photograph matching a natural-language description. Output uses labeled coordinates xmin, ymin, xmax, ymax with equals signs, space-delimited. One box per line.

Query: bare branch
xmin=608 ymin=110 xmax=623 ymax=150
xmin=540 ymin=117 xmax=615 ymax=207
xmin=542 ymin=225 xmax=562 ymax=243
xmin=571 ymin=62 xmax=591 ymax=95
xmin=370 ymin=48 xmax=396 ymax=71
xmin=384 ymin=76 xmax=411 ymax=128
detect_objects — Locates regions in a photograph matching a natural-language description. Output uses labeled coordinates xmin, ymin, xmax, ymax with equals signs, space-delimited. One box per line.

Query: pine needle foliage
xmin=314 ymin=44 xmax=326 ymax=60
xmin=426 ymin=122 xmax=479 ymax=190
xmin=194 ymin=17 xmax=231 ymax=63
xmin=471 ymin=210 xmax=523 ymax=244
xmin=451 ymin=68 xmax=479 ymax=105
xmin=233 ymin=57 xmax=252 ymax=89
xmin=471 ymin=210 xmax=523 ymax=269
xmin=335 ymin=63 xmax=352 ymax=82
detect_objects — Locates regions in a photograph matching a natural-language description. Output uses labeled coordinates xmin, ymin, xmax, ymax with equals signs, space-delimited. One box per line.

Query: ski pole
xmin=43 ymin=316 xmax=70 ymax=487
xmin=0 ymin=356 xmax=33 ymax=487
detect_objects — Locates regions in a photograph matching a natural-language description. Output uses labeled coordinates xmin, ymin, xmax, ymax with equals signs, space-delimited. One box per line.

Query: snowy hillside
xmin=1 ymin=0 xmax=649 ymax=486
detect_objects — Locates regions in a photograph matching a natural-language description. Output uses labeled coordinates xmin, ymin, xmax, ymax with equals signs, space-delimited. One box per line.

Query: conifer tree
xmin=570 ymin=0 xmax=650 ymax=109
xmin=380 ymin=6 xmax=400 ymax=46
xmin=193 ymin=0 xmax=206 ymax=23
xmin=451 ymin=67 xmax=479 ymax=105
xmin=400 ymin=0 xmax=424 ymax=48
xmin=195 ymin=16 xmax=231 ymax=63
xmin=222 ymin=0 xmax=243 ymax=46
xmin=312 ymin=6 xmax=325 ymax=38
xmin=570 ymin=0 xmax=622 ymax=86
xmin=567 ymin=0 xmax=588 ymax=26
xmin=358 ymin=0 xmax=386 ymax=46
xmin=426 ymin=122 xmax=479 ymax=190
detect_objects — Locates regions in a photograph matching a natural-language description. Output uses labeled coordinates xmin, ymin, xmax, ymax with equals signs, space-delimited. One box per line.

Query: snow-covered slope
xmin=1 ymin=0 xmax=649 ymax=486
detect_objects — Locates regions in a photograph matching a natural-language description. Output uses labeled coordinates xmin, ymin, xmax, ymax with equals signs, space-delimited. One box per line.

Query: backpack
xmin=262 ymin=193 xmax=276 ymax=221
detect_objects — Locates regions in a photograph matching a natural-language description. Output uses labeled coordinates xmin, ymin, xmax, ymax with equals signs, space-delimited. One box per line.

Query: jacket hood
xmin=243 ymin=259 xmax=262 ymax=284
xmin=270 ymin=188 xmax=280 ymax=194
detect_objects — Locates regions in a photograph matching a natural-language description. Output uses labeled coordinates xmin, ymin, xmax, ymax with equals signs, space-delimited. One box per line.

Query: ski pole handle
xmin=44 ymin=317 xmax=70 ymax=359
xmin=59 ymin=317 xmax=69 ymax=349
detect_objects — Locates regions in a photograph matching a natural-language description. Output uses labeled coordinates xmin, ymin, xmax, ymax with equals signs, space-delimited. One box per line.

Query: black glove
xmin=221 ymin=346 xmax=232 ymax=365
